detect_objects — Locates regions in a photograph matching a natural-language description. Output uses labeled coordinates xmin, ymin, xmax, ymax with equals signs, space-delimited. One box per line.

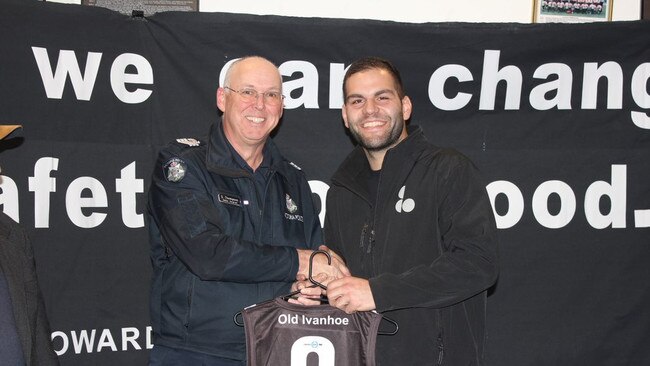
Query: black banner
xmin=1 ymin=1 xmax=649 ymax=365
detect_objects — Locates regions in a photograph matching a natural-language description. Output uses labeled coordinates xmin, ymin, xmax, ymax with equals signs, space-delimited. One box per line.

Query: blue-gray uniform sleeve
xmin=370 ymin=155 xmax=499 ymax=311
xmin=148 ymin=147 xmax=300 ymax=283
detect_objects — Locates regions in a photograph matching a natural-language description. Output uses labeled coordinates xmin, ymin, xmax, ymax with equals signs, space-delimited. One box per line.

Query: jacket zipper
xmin=437 ymin=310 xmax=445 ymax=365
xmin=367 ymin=170 xmax=381 ymax=276
xmin=368 ymin=228 xmax=376 ymax=275
xmin=251 ymin=169 xmax=275 ymax=244
xmin=359 ymin=223 xmax=368 ymax=274
xmin=437 ymin=332 xmax=445 ymax=365
xmin=359 ymin=221 xmax=376 ymax=276
xmin=184 ymin=276 xmax=195 ymax=335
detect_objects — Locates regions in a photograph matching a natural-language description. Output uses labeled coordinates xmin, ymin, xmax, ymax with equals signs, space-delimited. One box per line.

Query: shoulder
xmin=420 ymin=144 xmax=473 ymax=167
xmin=276 ymin=157 xmax=309 ymax=181
xmin=415 ymin=145 xmax=482 ymax=185
xmin=159 ymin=137 xmax=205 ymax=156
xmin=0 ymin=212 xmax=24 ymax=241
xmin=156 ymin=137 xmax=207 ymax=161
xmin=153 ymin=137 xmax=206 ymax=184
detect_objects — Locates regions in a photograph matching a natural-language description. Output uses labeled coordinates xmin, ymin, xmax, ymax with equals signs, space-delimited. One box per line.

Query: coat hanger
xmin=234 ymin=250 xmax=330 ymax=326
xmin=233 ymin=250 xmax=398 ymax=335
xmin=281 ymin=249 xmax=331 ymax=300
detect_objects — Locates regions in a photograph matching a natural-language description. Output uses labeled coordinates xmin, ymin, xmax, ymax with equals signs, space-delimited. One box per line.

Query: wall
xmin=48 ymin=0 xmax=642 ymax=22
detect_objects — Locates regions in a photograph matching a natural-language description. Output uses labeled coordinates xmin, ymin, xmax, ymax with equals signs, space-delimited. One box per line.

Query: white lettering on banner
xmin=329 ymin=63 xmax=348 ymax=109
xmin=425 ymin=50 xmax=650 ymax=128
xmin=630 ymin=63 xmax=650 ymax=129
xmin=428 ymin=64 xmax=474 ymax=111
xmin=280 ymin=61 xmax=320 ymax=109
xmin=30 ymin=48 xmax=647 ymax=124
xmin=485 ymin=181 xmax=524 ymax=230
xmin=31 ymin=47 xmax=153 ymax=103
xmin=28 ymin=157 xmax=58 ymax=228
xmin=529 ymin=63 xmax=573 ymax=110
xmin=532 ymin=180 xmax=577 ymax=229
xmin=581 ymin=62 xmax=623 ymax=110
xmin=51 ymin=326 xmax=152 ymax=355
xmin=3 ymin=161 xmax=649 ymax=230
xmin=308 ymin=180 xmax=329 ymax=227
xmin=480 ymin=50 xmax=523 ymax=110
xmin=487 ymin=164 xmax=642 ymax=229
xmin=21 ymin=158 xmax=144 ymax=228
xmin=0 ymin=175 xmax=20 ymax=222
xmin=32 ymin=47 xmax=102 ymax=101
xmin=584 ymin=165 xmax=627 ymax=229
xmin=66 ymin=177 xmax=108 ymax=228
xmin=116 ymin=162 xmax=145 ymax=228
xmin=110 ymin=53 xmax=154 ymax=104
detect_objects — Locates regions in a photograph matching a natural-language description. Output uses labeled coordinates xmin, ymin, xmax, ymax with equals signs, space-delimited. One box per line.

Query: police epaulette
xmin=174 ymin=138 xmax=202 ymax=147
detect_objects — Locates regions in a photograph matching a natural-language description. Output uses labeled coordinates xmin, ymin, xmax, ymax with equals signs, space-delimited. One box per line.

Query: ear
xmin=401 ymin=95 xmax=412 ymax=121
xmin=216 ymin=87 xmax=226 ymax=112
xmin=341 ymin=105 xmax=350 ymax=128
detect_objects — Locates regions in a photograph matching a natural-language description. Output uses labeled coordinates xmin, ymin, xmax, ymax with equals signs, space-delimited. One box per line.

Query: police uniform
xmin=148 ymin=120 xmax=323 ymax=361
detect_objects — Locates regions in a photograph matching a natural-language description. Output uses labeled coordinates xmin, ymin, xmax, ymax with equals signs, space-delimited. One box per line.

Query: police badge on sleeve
xmin=163 ymin=157 xmax=187 ymax=183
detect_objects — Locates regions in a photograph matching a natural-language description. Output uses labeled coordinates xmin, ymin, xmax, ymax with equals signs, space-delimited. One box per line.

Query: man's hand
xmin=296 ymin=247 xmax=350 ymax=281
xmin=288 ymin=273 xmax=329 ymax=306
xmin=326 ymin=276 xmax=376 ymax=314
xmin=317 ymin=245 xmax=349 ymax=275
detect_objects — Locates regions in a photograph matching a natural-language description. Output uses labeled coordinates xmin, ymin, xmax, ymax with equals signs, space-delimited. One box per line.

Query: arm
xmin=148 ymin=148 xmax=299 ymax=283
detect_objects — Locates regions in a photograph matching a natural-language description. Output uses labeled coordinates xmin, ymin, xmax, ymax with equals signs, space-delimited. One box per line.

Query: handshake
xmin=293 ymin=245 xmax=375 ymax=314
xmin=296 ymin=245 xmax=350 ymax=283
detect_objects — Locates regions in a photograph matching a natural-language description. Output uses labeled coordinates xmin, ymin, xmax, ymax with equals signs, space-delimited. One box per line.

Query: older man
xmin=147 ymin=56 xmax=347 ymax=365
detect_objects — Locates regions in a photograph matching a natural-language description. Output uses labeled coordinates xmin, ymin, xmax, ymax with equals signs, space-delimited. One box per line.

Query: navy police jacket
xmin=147 ymin=121 xmax=322 ymax=360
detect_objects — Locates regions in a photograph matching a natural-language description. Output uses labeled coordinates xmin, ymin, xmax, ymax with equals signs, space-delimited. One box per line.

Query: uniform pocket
xmin=177 ymin=193 xmax=206 ymax=238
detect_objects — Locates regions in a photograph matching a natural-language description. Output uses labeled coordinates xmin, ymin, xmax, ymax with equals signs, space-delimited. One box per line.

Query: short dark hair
xmin=343 ymin=57 xmax=405 ymax=100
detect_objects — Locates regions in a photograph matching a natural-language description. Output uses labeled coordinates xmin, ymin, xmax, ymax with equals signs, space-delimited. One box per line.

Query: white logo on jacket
xmin=285 ymin=194 xmax=303 ymax=222
xmin=395 ymin=186 xmax=415 ymax=213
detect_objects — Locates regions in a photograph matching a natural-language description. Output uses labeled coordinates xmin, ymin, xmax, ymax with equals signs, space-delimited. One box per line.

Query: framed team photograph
xmin=533 ymin=0 xmax=613 ymax=23
xmin=81 ymin=0 xmax=199 ymax=16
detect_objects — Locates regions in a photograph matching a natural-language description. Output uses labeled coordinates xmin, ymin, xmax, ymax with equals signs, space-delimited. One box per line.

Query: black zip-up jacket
xmin=147 ymin=121 xmax=322 ymax=360
xmin=325 ymin=126 xmax=498 ymax=366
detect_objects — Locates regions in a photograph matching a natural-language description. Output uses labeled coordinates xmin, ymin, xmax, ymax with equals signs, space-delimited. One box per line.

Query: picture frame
xmin=533 ymin=0 xmax=613 ymax=23
xmin=81 ymin=0 xmax=199 ymax=16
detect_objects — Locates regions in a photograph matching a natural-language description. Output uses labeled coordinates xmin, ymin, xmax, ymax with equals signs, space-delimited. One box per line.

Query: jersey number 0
xmin=290 ymin=336 xmax=335 ymax=366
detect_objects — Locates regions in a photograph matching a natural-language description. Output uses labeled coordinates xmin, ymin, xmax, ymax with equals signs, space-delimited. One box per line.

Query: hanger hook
xmin=308 ymin=250 xmax=331 ymax=290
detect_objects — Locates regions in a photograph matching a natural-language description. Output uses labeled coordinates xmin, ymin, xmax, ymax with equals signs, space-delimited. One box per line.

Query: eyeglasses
xmin=223 ymin=87 xmax=284 ymax=105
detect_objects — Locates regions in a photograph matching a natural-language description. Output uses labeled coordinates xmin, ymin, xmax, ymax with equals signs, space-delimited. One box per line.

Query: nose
xmin=363 ymin=99 xmax=378 ymax=115
xmin=253 ymin=93 xmax=265 ymax=110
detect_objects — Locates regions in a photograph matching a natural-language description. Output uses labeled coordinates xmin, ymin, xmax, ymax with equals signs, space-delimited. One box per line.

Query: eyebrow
xmin=345 ymin=89 xmax=397 ymax=100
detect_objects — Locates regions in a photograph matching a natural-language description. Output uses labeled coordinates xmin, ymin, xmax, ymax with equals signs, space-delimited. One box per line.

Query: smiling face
xmin=342 ymin=68 xmax=411 ymax=153
xmin=217 ymin=57 xmax=283 ymax=153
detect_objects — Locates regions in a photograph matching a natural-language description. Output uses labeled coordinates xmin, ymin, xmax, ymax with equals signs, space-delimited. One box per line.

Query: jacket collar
xmin=205 ymin=119 xmax=294 ymax=182
xmin=331 ymin=125 xmax=429 ymax=199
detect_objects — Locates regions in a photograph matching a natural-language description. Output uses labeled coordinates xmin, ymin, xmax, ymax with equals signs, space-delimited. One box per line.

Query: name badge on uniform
xmin=218 ymin=193 xmax=243 ymax=207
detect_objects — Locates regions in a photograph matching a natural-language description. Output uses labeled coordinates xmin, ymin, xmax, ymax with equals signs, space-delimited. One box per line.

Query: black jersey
xmin=242 ymin=298 xmax=382 ymax=366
